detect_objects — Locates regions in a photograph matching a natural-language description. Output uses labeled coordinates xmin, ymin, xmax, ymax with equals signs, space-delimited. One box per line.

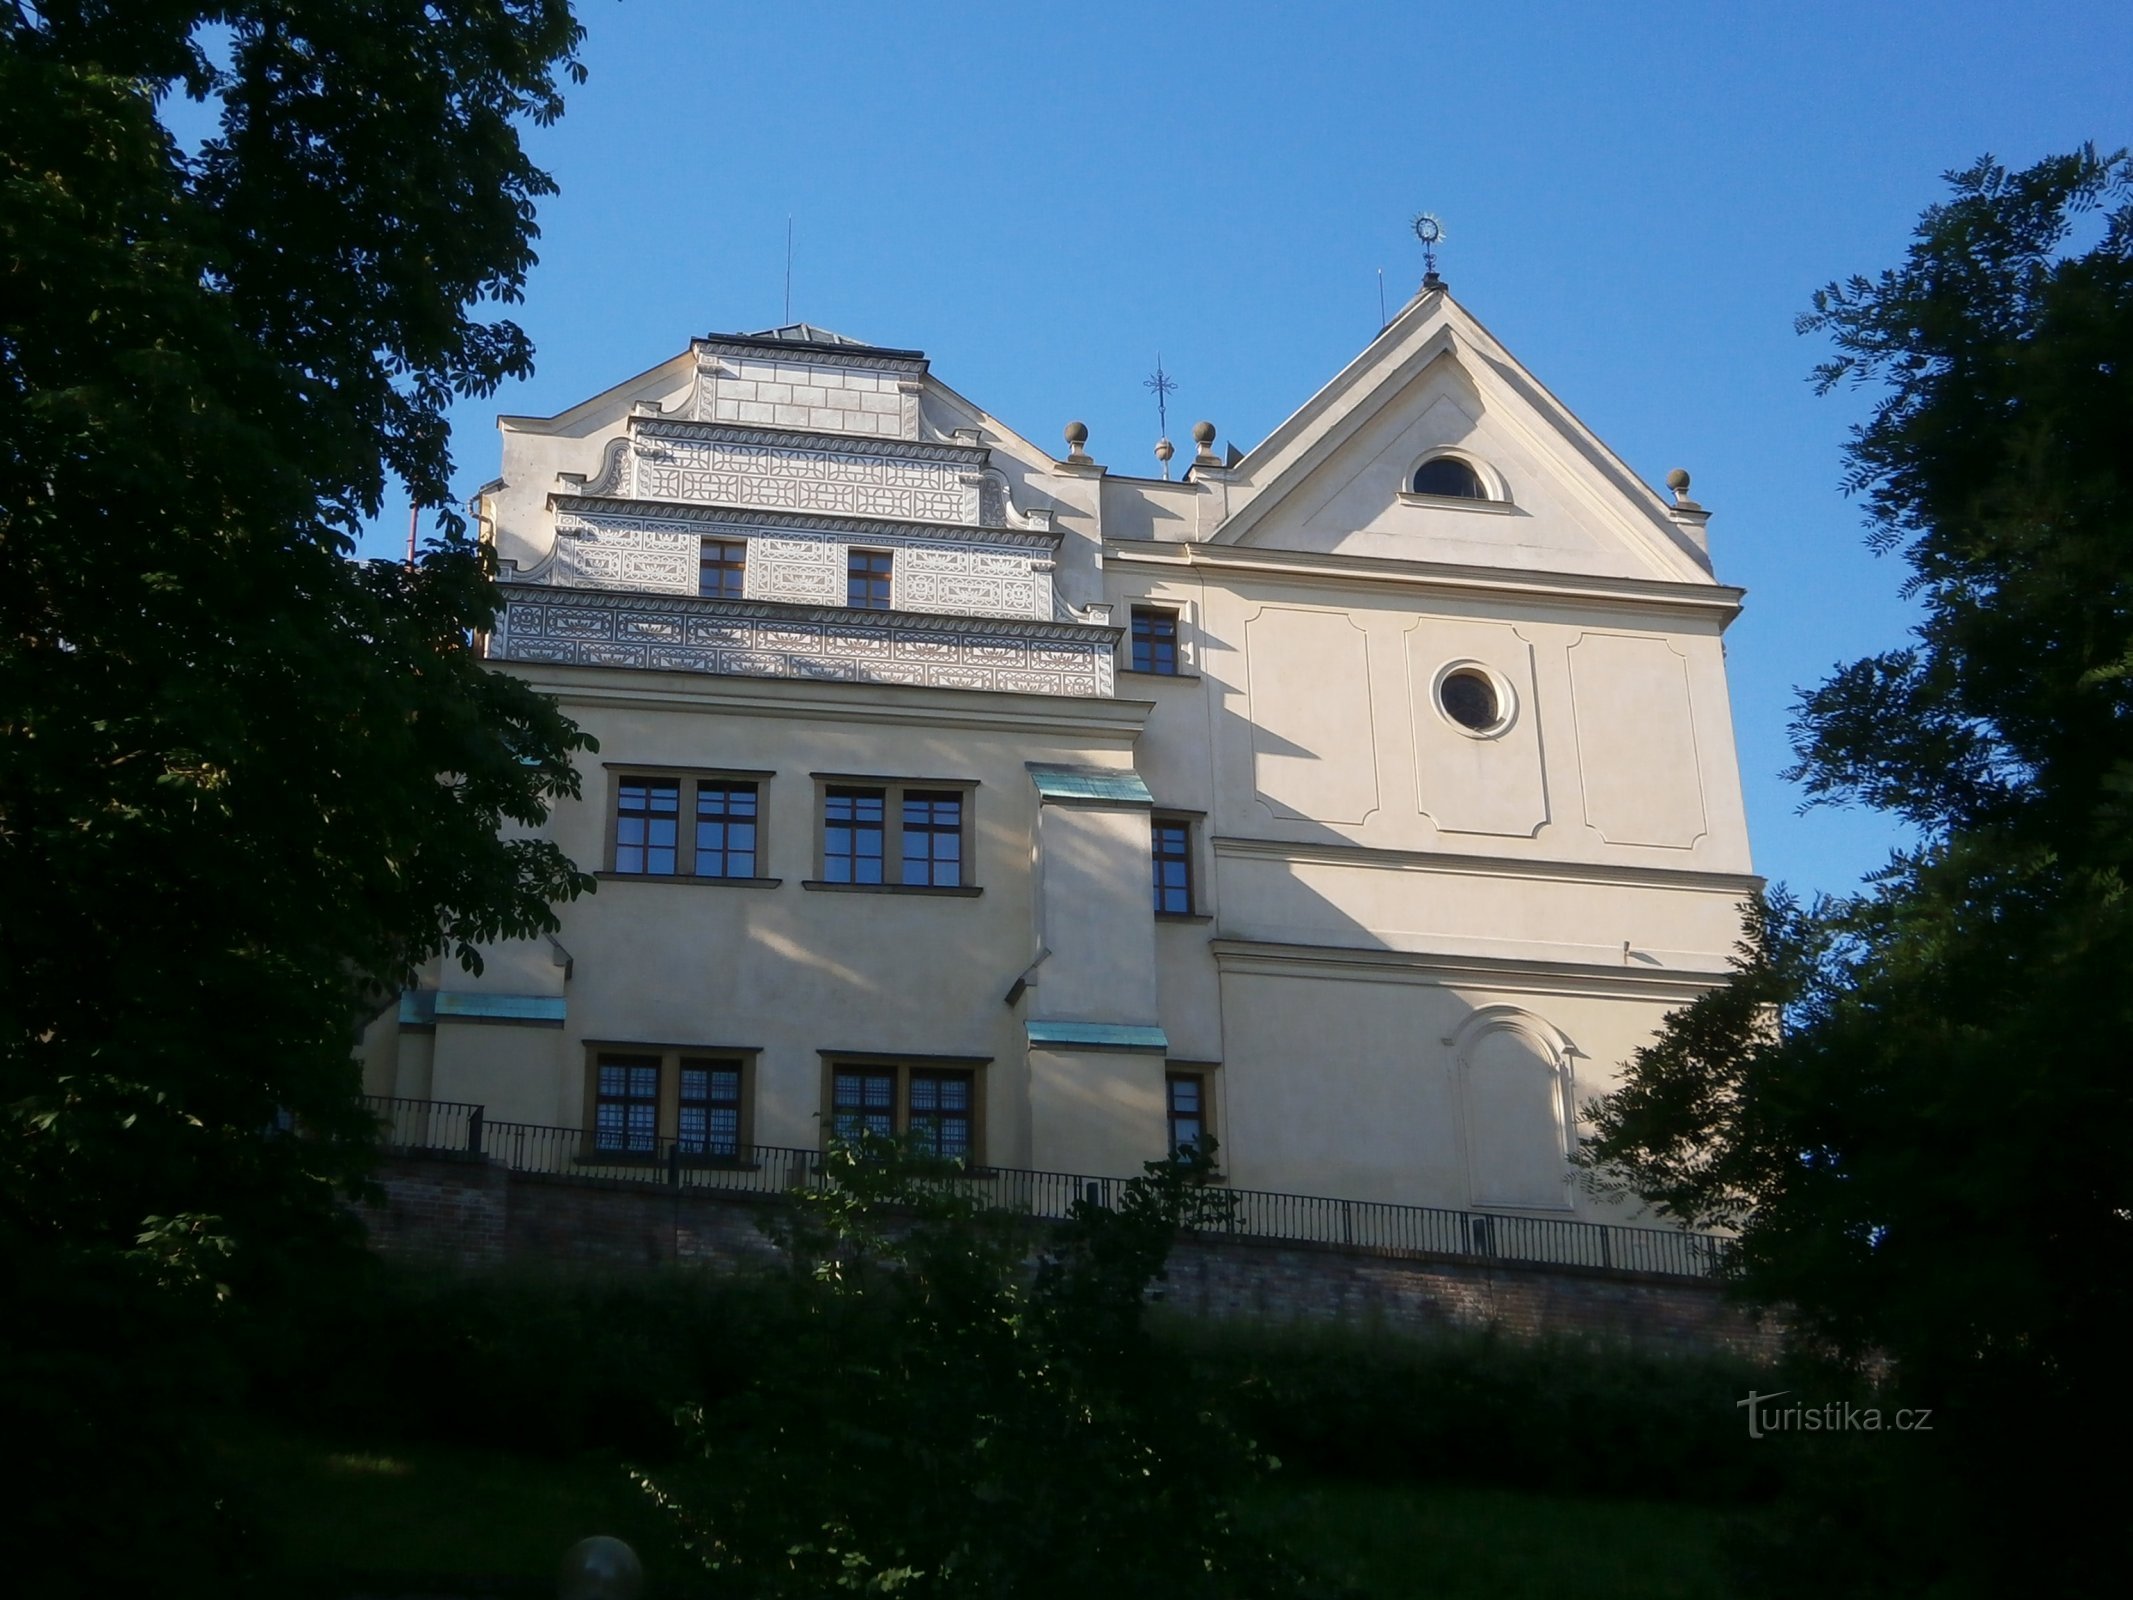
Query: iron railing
xmin=362 ymin=1093 xmax=1728 ymax=1280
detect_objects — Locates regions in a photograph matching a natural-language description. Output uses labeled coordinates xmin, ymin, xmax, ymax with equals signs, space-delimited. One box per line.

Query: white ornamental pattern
xmin=897 ymin=545 xmax=1050 ymax=620
xmin=743 ymin=536 xmax=845 ymax=606
xmin=493 ymin=593 xmax=1115 ymax=698
xmin=551 ymin=518 xmax=696 ymax=593
xmin=635 ymin=435 xmax=971 ymax=523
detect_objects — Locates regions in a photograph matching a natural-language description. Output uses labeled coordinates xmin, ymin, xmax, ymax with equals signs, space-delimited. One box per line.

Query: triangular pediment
xmin=1211 ymin=294 xmax=1713 ymax=585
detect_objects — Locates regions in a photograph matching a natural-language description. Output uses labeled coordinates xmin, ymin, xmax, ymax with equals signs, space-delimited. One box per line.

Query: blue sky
xmin=333 ymin=0 xmax=2128 ymax=902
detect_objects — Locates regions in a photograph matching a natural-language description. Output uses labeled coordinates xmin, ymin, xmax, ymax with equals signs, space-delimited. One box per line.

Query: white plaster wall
xmin=702 ymin=354 xmax=916 ymax=439
xmin=1027 ymin=802 xmax=1162 ymax=1027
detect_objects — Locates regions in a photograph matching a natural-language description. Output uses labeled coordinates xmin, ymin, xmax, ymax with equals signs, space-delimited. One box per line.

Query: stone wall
xmin=362 ymin=1151 xmax=1783 ymax=1360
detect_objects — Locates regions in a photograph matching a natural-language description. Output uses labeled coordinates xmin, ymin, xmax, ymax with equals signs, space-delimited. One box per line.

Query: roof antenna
xmin=1412 ymin=211 xmax=1446 ymax=292
xmin=783 ymin=215 xmax=794 ymax=325
xmin=1378 ymin=268 xmax=1387 ymax=329
xmin=1143 ymin=355 xmax=1178 ymax=480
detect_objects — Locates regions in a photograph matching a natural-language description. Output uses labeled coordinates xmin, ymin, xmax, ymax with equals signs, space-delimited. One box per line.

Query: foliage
xmin=2 ymin=5 xmax=590 ymax=1590
xmin=636 ymin=1134 xmax=1318 ymax=1599
xmin=1582 ymin=147 xmax=2133 ymax=1594
xmin=2 ymin=0 xmax=591 ymax=1281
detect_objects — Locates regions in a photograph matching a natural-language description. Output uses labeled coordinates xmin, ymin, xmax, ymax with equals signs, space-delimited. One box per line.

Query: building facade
xmin=360 ymin=287 xmax=1756 ymax=1223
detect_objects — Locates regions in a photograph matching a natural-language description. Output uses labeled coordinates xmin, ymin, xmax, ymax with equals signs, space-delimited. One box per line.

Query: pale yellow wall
xmin=1028 ymin=1047 xmax=1167 ymax=1175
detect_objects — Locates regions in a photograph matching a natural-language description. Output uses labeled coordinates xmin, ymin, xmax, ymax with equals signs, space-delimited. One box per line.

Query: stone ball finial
xmin=1065 ymin=420 xmax=1088 ymax=446
xmin=1192 ymin=420 xmax=1216 ymax=447
xmin=1666 ymin=467 xmax=1691 ymax=495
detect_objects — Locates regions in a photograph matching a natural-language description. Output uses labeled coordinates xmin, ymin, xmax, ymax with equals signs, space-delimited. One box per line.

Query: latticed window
xmin=908 ymin=1070 xmax=973 ymax=1160
xmin=824 ymin=787 xmax=886 ymax=884
xmin=699 ymin=538 xmax=747 ymax=600
xmin=614 ymin=779 xmax=679 ymax=874
xmin=900 ymin=791 xmax=963 ymax=887
xmin=847 ymin=549 xmax=893 ymax=609
xmin=833 ymin=1068 xmax=897 ymax=1142
xmin=695 ymin=782 xmax=759 ymax=879
xmin=1167 ymin=1073 xmax=1206 ymax=1155
xmin=1152 ymin=818 xmax=1193 ymax=914
xmin=1130 ymin=607 xmax=1179 ymax=674
xmin=679 ymin=1061 xmax=743 ymax=1158
xmin=595 ymin=1057 xmax=660 ymax=1153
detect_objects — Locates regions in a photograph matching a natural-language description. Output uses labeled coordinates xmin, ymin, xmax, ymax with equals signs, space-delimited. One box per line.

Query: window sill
xmin=1155 ymin=911 xmax=1214 ymax=923
xmin=1396 ymin=491 xmax=1517 ymax=514
xmin=595 ymin=872 xmax=782 ymax=888
xmin=1120 ymin=667 xmax=1201 ymax=681
xmin=802 ymin=880 xmax=983 ymax=897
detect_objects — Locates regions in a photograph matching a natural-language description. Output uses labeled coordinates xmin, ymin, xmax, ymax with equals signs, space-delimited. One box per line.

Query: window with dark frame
xmin=614 ymin=779 xmax=680 ymax=874
xmin=900 ymin=791 xmax=964 ymax=887
xmin=847 ymin=548 xmax=893 ymax=609
xmin=813 ymin=779 xmax=974 ymax=892
xmin=907 ymin=1070 xmax=973 ymax=1160
xmin=824 ymin=787 xmax=887 ymax=884
xmin=678 ymin=1060 xmax=743 ymax=1158
xmin=1152 ymin=817 xmax=1194 ymax=914
xmin=1130 ymin=606 xmax=1180 ymax=674
xmin=699 ymin=538 xmax=747 ymax=600
xmin=830 ymin=1063 xmax=978 ymax=1162
xmin=694 ymin=782 xmax=759 ymax=878
xmin=1166 ymin=1072 xmax=1207 ymax=1155
xmin=832 ymin=1067 xmax=897 ymax=1142
xmin=595 ymin=1056 xmax=660 ymax=1153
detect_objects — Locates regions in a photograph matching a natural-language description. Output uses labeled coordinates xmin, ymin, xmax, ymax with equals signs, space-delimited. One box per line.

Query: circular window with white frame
xmin=1434 ymin=661 xmax=1515 ymax=737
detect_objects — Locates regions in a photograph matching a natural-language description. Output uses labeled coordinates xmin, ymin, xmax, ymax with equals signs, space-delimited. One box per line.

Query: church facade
xmin=360 ymin=286 xmax=1755 ymax=1224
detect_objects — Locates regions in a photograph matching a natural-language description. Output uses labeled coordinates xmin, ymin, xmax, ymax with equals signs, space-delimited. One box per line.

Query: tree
xmin=2 ymin=4 xmax=591 ymax=1587
xmin=638 ymin=1135 xmax=1316 ymax=1600
xmin=1583 ymin=147 xmax=2133 ymax=1595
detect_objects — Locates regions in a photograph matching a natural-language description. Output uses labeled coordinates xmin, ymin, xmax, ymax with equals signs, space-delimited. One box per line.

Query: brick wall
xmin=364 ymin=1152 xmax=1783 ymax=1360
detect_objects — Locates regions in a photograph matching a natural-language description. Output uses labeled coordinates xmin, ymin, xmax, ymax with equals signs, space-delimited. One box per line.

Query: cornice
xmin=487 ymin=659 xmax=1156 ymax=738
xmin=633 ymin=414 xmax=988 ymax=466
xmin=693 ymin=334 xmax=928 ymax=374
xmin=1107 ymin=541 xmax=1745 ymax=621
xmin=1212 ymin=835 xmax=1763 ymax=896
xmin=1208 ymin=937 xmax=1729 ymax=1003
xmin=550 ymin=495 xmax=1060 ymax=549
xmin=495 ymin=582 xmax=1120 ymax=645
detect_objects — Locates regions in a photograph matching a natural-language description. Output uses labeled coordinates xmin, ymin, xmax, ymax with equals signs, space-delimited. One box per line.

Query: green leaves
xmin=1587 ymin=148 xmax=2133 ymax=1594
xmin=641 ymin=1137 xmax=1316 ymax=1599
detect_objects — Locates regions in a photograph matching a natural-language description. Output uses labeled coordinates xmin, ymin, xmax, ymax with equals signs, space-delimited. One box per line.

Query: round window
xmin=1439 ymin=669 xmax=1501 ymax=732
xmin=1412 ymin=456 xmax=1486 ymax=499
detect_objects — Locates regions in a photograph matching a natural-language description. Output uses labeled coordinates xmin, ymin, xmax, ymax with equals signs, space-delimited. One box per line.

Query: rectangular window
xmin=695 ymin=781 xmax=759 ymax=879
xmin=827 ymin=1059 xmax=982 ymax=1163
xmin=1130 ymin=606 xmax=1180 ymax=674
xmin=900 ymin=790 xmax=964 ymax=887
xmin=847 ymin=548 xmax=893 ymax=610
xmin=699 ymin=538 xmax=747 ymax=600
xmin=595 ymin=1055 xmax=661 ymax=1153
xmin=812 ymin=777 xmax=975 ymax=893
xmin=607 ymin=769 xmax=773 ymax=881
xmin=614 ymin=779 xmax=680 ymax=875
xmin=1152 ymin=817 xmax=1194 ymax=914
xmin=907 ymin=1070 xmax=973 ymax=1160
xmin=1167 ymin=1072 xmax=1208 ymax=1156
xmin=585 ymin=1046 xmax=755 ymax=1161
xmin=832 ymin=1068 xmax=897 ymax=1142
xmin=678 ymin=1059 xmax=743 ymax=1158
xmin=824 ymin=786 xmax=887 ymax=884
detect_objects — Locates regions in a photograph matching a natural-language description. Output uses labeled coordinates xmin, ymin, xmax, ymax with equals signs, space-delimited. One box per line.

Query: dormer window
xmin=1411 ymin=456 xmax=1486 ymax=499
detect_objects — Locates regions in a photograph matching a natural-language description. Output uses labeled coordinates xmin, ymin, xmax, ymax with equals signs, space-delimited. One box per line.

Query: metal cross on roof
xmin=1143 ymin=355 xmax=1177 ymax=439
